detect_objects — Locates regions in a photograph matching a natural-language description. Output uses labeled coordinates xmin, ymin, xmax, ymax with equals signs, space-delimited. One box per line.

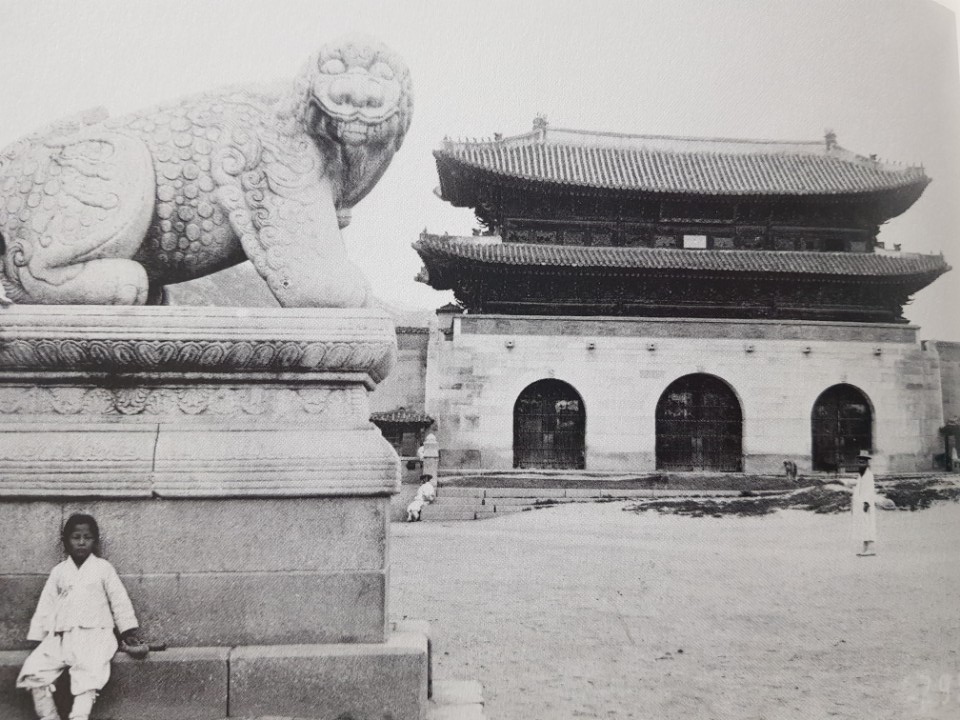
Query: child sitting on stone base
xmin=17 ymin=513 xmax=147 ymax=720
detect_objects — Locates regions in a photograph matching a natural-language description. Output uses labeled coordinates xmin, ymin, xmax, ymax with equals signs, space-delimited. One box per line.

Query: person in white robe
xmin=843 ymin=452 xmax=878 ymax=556
xmin=406 ymin=475 xmax=437 ymax=521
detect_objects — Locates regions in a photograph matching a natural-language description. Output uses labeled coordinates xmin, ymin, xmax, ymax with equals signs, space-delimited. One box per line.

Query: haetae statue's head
xmin=307 ymin=35 xmax=413 ymax=149
xmin=285 ymin=35 xmax=413 ymax=214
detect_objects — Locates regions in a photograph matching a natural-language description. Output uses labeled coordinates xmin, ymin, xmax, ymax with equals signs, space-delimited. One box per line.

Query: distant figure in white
xmin=406 ymin=475 xmax=437 ymax=522
xmin=843 ymin=452 xmax=877 ymax=556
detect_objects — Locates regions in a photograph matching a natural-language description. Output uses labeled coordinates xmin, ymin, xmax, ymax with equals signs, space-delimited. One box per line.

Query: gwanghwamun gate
xmin=369 ymin=120 xmax=959 ymax=476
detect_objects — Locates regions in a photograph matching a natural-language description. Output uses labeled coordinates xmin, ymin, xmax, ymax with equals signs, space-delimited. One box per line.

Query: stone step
xmin=427 ymin=679 xmax=486 ymax=720
xmin=0 ymin=629 xmax=430 ymax=720
xmin=483 ymin=496 xmax=537 ymax=506
xmin=429 ymin=700 xmax=487 ymax=719
xmin=231 ymin=632 xmax=428 ymax=719
xmin=419 ymin=506 xmax=480 ymax=522
xmin=483 ymin=487 xmax=568 ymax=498
xmin=433 ymin=496 xmax=488 ymax=506
xmin=436 ymin=487 xmax=485 ymax=497
xmin=0 ymin=647 xmax=229 ymax=720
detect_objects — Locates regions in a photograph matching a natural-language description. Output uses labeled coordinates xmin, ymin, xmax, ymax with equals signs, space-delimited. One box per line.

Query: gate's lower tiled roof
xmin=414 ymin=235 xmax=949 ymax=279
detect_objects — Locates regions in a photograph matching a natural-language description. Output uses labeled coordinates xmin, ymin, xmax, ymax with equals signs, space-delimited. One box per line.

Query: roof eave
xmin=433 ymin=152 xmax=930 ymax=216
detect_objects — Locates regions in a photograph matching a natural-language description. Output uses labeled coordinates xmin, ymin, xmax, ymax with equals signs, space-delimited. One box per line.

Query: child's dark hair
xmin=61 ymin=513 xmax=100 ymax=550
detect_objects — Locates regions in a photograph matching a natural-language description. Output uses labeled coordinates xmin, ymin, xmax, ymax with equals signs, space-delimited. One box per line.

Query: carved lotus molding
xmin=0 ymin=306 xmax=397 ymax=384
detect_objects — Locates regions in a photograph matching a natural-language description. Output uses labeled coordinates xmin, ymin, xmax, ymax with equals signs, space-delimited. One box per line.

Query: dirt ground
xmin=390 ymin=501 xmax=960 ymax=720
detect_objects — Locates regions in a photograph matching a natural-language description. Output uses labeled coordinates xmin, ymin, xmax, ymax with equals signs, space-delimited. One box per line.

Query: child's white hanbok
xmin=17 ymin=555 xmax=138 ymax=706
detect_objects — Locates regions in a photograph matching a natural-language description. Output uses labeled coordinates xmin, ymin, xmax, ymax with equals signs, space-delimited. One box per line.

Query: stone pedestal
xmin=0 ymin=306 xmax=429 ymax=720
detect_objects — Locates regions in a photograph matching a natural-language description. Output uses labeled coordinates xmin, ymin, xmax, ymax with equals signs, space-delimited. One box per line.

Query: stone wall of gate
xmin=932 ymin=341 xmax=960 ymax=425
xmin=424 ymin=315 xmax=945 ymax=474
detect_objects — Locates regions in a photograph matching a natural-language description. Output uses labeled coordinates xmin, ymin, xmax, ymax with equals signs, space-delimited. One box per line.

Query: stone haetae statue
xmin=0 ymin=36 xmax=412 ymax=307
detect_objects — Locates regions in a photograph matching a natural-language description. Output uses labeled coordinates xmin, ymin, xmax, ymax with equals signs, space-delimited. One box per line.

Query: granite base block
xmin=94 ymin=648 xmax=229 ymax=720
xmin=1 ymin=629 xmax=429 ymax=720
xmin=0 ymin=648 xmax=228 ymax=720
xmin=0 ymin=570 xmax=387 ymax=650
xmin=230 ymin=631 xmax=430 ymax=720
xmin=0 ymin=497 xmax=387 ymax=577
xmin=0 ymin=651 xmax=32 ymax=720
xmin=124 ymin=570 xmax=387 ymax=648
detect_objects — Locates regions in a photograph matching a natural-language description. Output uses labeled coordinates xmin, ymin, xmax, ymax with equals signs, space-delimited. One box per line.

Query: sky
xmin=1 ymin=0 xmax=958 ymax=338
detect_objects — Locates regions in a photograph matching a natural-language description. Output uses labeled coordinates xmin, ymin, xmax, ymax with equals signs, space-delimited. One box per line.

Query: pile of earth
xmin=881 ymin=477 xmax=960 ymax=510
xmin=624 ymin=477 xmax=960 ymax=518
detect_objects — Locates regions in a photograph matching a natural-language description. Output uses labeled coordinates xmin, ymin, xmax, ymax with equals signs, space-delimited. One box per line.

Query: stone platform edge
xmin=0 ymin=305 xmax=398 ymax=386
xmin=0 ymin=623 xmax=430 ymax=720
xmin=0 ymin=305 xmax=402 ymax=498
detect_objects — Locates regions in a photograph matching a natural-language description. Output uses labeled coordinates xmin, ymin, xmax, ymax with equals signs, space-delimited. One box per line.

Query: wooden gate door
xmin=811 ymin=384 xmax=872 ymax=472
xmin=656 ymin=374 xmax=743 ymax=472
xmin=514 ymin=380 xmax=585 ymax=469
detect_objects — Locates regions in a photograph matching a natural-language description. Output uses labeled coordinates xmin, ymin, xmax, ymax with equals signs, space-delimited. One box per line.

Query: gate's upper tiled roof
xmin=435 ymin=127 xmax=929 ymax=197
xmin=414 ymin=234 xmax=949 ymax=279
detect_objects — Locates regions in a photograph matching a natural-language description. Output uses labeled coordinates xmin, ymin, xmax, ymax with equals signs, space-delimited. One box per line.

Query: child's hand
xmin=120 ymin=630 xmax=150 ymax=660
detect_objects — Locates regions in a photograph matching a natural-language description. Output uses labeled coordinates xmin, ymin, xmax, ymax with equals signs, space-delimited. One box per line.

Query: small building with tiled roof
xmin=368 ymin=321 xmax=432 ymax=472
xmin=412 ymin=119 xmax=953 ymax=477
xmin=370 ymin=407 xmax=435 ymax=460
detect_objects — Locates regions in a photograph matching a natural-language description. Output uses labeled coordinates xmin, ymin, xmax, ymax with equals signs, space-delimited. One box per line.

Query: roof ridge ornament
xmin=825 ymin=128 xmax=838 ymax=151
xmin=532 ymin=114 xmax=549 ymax=141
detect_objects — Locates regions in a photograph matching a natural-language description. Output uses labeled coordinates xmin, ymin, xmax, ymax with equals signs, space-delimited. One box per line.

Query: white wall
xmin=426 ymin=316 xmax=944 ymax=474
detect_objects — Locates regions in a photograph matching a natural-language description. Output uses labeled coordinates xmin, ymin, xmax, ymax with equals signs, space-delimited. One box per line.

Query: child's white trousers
xmin=17 ymin=628 xmax=118 ymax=695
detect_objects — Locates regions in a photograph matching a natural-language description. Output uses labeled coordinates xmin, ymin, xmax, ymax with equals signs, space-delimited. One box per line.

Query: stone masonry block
xmin=0 ymin=497 xmax=386 ymax=576
xmin=0 ymin=576 xmax=45 ymax=651
xmin=94 ymin=647 xmax=228 ymax=720
xmin=431 ymin=679 xmax=483 ymax=705
xmin=0 ymin=648 xmax=229 ymax=720
xmin=230 ymin=631 xmax=429 ymax=720
xmin=0 ymin=650 xmax=32 ymax=720
xmin=0 ymin=495 xmax=389 ymax=649
xmin=73 ymin=497 xmax=387 ymax=575
xmin=126 ymin=571 xmax=387 ymax=647
xmin=0 ymin=571 xmax=386 ymax=651
xmin=0 ymin=502 xmax=63 ymax=575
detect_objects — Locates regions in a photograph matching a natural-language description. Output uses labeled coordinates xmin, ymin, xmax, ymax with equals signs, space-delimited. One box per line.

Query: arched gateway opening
xmin=513 ymin=380 xmax=586 ymax=469
xmin=656 ymin=374 xmax=743 ymax=472
xmin=811 ymin=384 xmax=873 ymax=472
